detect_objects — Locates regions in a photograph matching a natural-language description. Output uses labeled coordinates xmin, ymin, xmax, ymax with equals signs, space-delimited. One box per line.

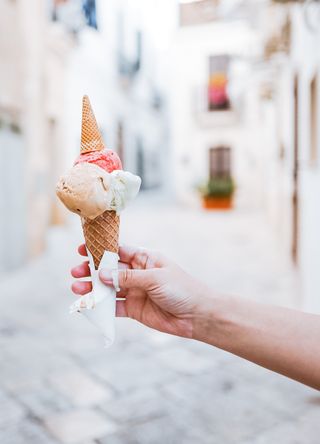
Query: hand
xmin=71 ymin=245 xmax=210 ymax=338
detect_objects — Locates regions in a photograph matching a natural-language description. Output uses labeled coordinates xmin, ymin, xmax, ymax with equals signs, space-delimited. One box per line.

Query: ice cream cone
xmin=56 ymin=94 xmax=140 ymax=345
xmin=82 ymin=210 xmax=120 ymax=270
xmin=80 ymin=95 xmax=105 ymax=154
xmin=80 ymin=95 xmax=120 ymax=268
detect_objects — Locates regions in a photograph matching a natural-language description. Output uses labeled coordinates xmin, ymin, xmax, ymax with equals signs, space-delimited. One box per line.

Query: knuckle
xmin=133 ymin=248 xmax=149 ymax=269
xmin=121 ymin=268 xmax=133 ymax=286
xmin=139 ymin=250 xmax=149 ymax=268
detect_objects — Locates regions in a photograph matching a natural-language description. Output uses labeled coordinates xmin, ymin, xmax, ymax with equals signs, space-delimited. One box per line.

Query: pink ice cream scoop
xmin=74 ymin=149 xmax=122 ymax=173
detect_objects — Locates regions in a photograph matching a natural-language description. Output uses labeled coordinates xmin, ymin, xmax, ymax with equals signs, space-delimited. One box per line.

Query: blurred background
xmin=1 ymin=0 xmax=320 ymax=443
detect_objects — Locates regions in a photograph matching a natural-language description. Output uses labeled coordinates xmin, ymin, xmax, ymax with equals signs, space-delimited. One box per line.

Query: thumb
xmin=99 ymin=268 xmax=155 ymax=290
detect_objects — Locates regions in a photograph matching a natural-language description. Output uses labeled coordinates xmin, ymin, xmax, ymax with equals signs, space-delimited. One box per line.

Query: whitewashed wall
xmin=264 ymin=5 xmax=320 ymax=313
xmin=168 ymin=19 xmax=266 ymax=206
xmin=291 ymin=7 xmax=320 ymax=313
xmin=0 ymin=0 xmax=73 ymax=270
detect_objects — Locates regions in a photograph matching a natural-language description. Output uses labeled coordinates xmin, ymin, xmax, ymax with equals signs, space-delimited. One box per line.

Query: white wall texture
xmin=168 ymin=17 xmax=266 ymax=206
xmin=290 ymin=7 xmax=320 ymax=313
xmin=0 ymin=0 xmax=73 ymax=269
xmin=264 ymin=5 xmax=320 ymax=313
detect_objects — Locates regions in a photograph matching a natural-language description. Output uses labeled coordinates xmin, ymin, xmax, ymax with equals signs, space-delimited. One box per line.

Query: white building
xmin=65 ymin=0 xmax=173 ymax=191
xmin=169 ymin=1 xmax=272 ymax=206
xmin=262 ymin=1 xmax=320 ymax=313
xmin=0 ymin=0 xmax=73 ymax=272
xmin=168 ymin=0 xmax=320 ymax=313
xmin=63 ymin=0 xmax=320 ymax=314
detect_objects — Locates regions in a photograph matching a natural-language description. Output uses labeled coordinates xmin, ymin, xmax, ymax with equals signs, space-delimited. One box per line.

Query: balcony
xmin=49 ymin=0 xmax=98 ymax=33
xmin=179 ymin=0 xmax=220 ymax=27
xmin=193 ymin=85 xmax=239 ymax=128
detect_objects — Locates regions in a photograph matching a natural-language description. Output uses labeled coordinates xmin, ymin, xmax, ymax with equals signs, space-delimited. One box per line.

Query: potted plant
xmin=199 ymin=176 xmax=235 ymax=210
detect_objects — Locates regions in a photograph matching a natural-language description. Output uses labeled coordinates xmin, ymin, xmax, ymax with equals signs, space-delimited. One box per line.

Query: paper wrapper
xmin=70 ymin=250 xmax=119 ymax=347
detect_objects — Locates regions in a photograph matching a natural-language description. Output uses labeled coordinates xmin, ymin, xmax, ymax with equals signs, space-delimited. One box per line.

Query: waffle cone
xmin=82 ymin=210 xmax=120 ymax=269
xmin=81 ymin=95 xmax=105 ymax=154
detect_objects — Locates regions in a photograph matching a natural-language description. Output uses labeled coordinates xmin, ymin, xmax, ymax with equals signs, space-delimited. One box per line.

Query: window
xmin=117 ymin=13 xmax=142 ymax=79
xmin=209 ymin=146 xmax=231 ymax=178
xmin=208 ymin=55 xmax=230 ymax=111
xmin=83 ymin=0 xmax=97 ymax=30
xmin=50 ymin=0 xmax=98 ymax=31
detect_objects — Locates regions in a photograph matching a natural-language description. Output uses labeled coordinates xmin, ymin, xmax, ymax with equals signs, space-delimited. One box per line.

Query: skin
xmin=72 ymin=245 xmax=320 ymax=390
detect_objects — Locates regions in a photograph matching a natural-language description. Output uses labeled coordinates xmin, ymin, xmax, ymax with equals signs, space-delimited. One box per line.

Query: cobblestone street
xmin=0 ymin=195 xmax=319 ymax=444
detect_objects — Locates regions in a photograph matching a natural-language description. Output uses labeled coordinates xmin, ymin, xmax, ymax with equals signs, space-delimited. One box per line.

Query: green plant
xmin=199 ymin=177 xmax=235 ymax=198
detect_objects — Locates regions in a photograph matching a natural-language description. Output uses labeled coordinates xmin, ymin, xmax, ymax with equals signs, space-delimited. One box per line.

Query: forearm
xmin=193 ymin=295 xmax=320 ymax=390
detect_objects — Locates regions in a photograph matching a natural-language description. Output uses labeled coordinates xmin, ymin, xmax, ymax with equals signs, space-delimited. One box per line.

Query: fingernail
xmin=100 ymin=269 xmax=113 ymax=283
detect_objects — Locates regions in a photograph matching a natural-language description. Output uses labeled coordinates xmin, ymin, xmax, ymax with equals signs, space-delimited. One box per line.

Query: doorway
xmin=310 ymin=74 xmax=318 ymax=166
xmin=209 ymin=146 xmax=231 ymax=178
xmin=116 ymin=121 xmax=124 ymax=167
xmin=292 ymin=76 xmax=299 ymax=264
xmin=0 ymin=125 xmax=27 ymax=272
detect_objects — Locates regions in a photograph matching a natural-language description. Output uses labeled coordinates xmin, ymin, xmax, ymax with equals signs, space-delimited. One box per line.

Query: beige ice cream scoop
xmin=56 ymin=163 xmax=112 ymax=220
xmin=56 ymin=162 xmax=141 ymax=220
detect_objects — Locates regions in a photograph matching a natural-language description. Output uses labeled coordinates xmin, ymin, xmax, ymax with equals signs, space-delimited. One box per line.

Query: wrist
xmin=191 ymin=291 xmax=231 ymax=345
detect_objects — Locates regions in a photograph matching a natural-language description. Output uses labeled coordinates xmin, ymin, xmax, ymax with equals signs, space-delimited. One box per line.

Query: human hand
xmin=71 ymin=245 xmax=210 ymax=338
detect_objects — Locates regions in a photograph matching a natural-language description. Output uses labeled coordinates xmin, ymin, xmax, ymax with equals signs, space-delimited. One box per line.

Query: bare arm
xmin=72 ymin=245 xmax=320 ymax=390
xmin=194 ymin=295 xmax=320 ymax=390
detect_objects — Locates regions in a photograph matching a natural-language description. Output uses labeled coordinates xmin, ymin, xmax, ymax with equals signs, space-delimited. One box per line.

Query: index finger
xmin=118 ymin=245 xmax=169 ymax=269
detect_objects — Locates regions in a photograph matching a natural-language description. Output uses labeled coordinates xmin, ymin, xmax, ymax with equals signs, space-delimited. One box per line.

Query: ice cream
xmin=56 ymin=94 xmax=141 ymax=266
xmin=55 ymin=95 xmax=141 ymax=346
xmin=56 ymin=95 xmax=141 ymax=222
xmin=56 ymin=162 xmax=141 ymax=219
xmin=74 ymin=149 xmax=122 ymax=172
xmin=56 ymin=163 xmax=111 ymax=220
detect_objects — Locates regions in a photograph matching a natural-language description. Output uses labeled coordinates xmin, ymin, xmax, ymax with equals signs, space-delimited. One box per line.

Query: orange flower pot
xmin=202 ymin=196 xmax=233 ymax=210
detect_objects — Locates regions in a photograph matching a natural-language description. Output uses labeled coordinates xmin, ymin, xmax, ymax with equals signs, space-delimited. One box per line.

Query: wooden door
xmin=209 ymin=146 xmax=231 ymax=178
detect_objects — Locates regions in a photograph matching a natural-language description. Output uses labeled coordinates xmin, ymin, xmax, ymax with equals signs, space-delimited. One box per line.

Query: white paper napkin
xmin=70 ymin=250 xmax=119 ymax=347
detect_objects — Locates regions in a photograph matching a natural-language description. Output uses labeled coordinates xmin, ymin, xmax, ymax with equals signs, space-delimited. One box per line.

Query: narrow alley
xmin=0 ymin=195 xmax=318 ymax=444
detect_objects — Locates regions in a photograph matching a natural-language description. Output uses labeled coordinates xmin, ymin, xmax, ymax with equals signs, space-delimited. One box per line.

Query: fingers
xmin=71 ymin=260 xmax=129 ymax=280
xmin=79 ymin=243 xmax=169 ymax=269
xmin=118 ymin=246 xmax=141 ymax=266
xmin=72 ymin=280 xmax=127 ymax=299
xmin=72 ymin=280 xmax=92 ymax=295
xmin=78 ymin=244 xmax=88 ymax=257
xmin=71 ymin=261 xmax=90 ymax=278
xmin=71 ymin=278 xmax=128 ymax=298
xmin=119 ymin=245 xmax=169 ymax=269
xmin=71 ymin=282 xmax=128 ymax=316
xmin=100 ymin=267 xmax=156 ymax=291
xmin=71 ymin=260 xmax=130 ymax=296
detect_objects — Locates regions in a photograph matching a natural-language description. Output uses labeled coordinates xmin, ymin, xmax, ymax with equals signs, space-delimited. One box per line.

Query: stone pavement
xmin=0 ymin=195 xmax=319 ymax=444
